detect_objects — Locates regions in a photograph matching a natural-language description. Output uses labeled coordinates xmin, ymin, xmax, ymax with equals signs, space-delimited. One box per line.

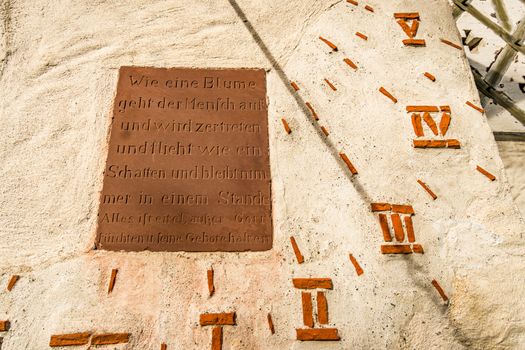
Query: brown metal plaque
xmin=95 ymin=66 xmax=272 ymax=252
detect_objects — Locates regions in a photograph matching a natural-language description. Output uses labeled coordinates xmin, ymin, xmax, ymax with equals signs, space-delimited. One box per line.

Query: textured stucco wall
xmin=1 ymin=0 xmax=525 ymax=349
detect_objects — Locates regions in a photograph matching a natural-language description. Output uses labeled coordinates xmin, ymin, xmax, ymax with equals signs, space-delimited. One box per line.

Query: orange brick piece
xmin=347 ymin=0 xmax=358 ymax=5
xmin=403 ymin=39 xmax=426 ymax=46
xmin=321 ymin=126 xmax=329 ymax=136
xmin=161 ymin=343 xmax=167 ymax=350
xmin=404 ymin=216 xmax=416 ymax=243
xmin=212 ymin=327 xmax=222 ymax=350
xmin=466 ymin=101 xmax=485 ymax=113
xmin=301 ymin=292 xmax=314 ymax=327
xmin=107 ymin=268 xmax=118 ymax=294
xmin=397 ymin=19 xmax=414 ymax=38
xmin=296 ymin=328 xmax=340 ymax=341
xmin=200 ymin=313 xmax=236 ymax=326
xmin=431 ymin=279 xmax=449 ymax=302
xmin=417 ymin=180 xmax=437 ymax=200
xmin=0 ymin=321 xmax=10 ymax=332
xmin=208 ymin=268 xmax=215 ymax=297
xmin=424 ymin=72 xmax=436 ymax=82
xmin=281 ymin=118 xmax=292 ymax=134
xmin=412 ymin=244 xmax=424 ymax=254
xmin=423 ymin=112 xmax=439 ymax=135
xmin=391 ymin=214 xmax=405 ymax=242
xmin=413 ymin=139 xmax=461 ymax=149
xmin=411 ymin=113 xmax=424 ymax=137
xmin=392 ymin=204 xmax=414 ymax=215
xmin=371 ymin=203 xmax=391 ymax=212
xmin=439 ymin=113 xmax=451 ymax=135
xmin=305 ymin=102 xmax=319 ymax=121
xmin=291 ymin=81 xmax=300 ymax=91
xmin=379 ymin=87 xmax=397 ymax=103
xmin=91 ymin=333 xmax=130 ymax=345
xmin=7 ymin=275 xmax=19 ymax=292
xmin=339 ymin=152 xmax=358 ymax=175
xmin=317 ymin=291 xmax=329 ymax=324
xmin=349 ymin=254 xmax=364 ymax=276
xmin=324 ymin=78 xmax=337 ymax=91
xmin=319 ymin=36 xmax=338 ymax=51
xmin=49 ymin=333 xmax=91 ymax=347
xmin=343 ymin=58 xmax=358 ymax=70
xmin=394 ymin=12 xmax=420 ymax=19
xmin=406 ymin=106 xmax=439 ymax=113
xmin=355 ymin=32 xmax=368 ymax=40
xmin=364 ymin=5 xmax=374 ymax=12
xmin=378 ymin=214 xmax=392 ymax=242
xmin=267 ymin=313 xmax=275 ymax=334
xmin=381 ymin=245 xmax=412 ymax=254
xmin=440 ymin=38 xmax=462 ymax=50
xmin=293 ymin=278 xmax=333 ymax=290
xmin=290 ymin=236 xmax=305 ymax=264
xmin=476 ymin=165 xmax=496 ymax=181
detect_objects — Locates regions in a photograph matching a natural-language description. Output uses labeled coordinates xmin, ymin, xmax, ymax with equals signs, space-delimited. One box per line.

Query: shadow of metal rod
xmin=227 ymin=0 xmax=372 ymax=204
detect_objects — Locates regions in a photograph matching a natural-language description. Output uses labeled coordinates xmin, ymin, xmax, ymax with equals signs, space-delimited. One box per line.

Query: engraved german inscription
xmin=96 ymin=66 xmax=272 ymax=252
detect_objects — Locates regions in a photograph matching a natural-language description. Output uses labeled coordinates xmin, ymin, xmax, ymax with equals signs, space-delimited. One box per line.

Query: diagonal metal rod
xmin=453 ymin=0 xmax=525 ymax=54
xmin=471 ymin=67 xmax=525 ymax=126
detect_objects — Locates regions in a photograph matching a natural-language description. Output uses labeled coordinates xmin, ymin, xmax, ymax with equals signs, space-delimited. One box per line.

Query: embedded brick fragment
xmin=212 ymin=327 xmax=222 ymax=350
xmin=343 ymin=58 xmax=358 ymax=70
xmin=410 ymin=20 xmax=419 ymax=36
xmin=413 ymin=139 xmax=461 ymax=148
xmin=290 ymin=236 xmax=304 ymax=264
xmin=371 ymin=203 xmax=391 ymax=212
xmin=293 ymin=278 xmax=333 ymax=290
xmin=476 ymin=166 xmax=496 ymax=181
xmin=290 ymin=81 xmax=300 ymax=91
xmin=91 ymin=333 xmax=130 ymax=345
xmin=0 ymin=321 xmax=10 ymax=332
xmin=394 ymin=12 xmax=420 ymax=19
xmin=412 ymin=244 xmax=424 ymax=254
xmin=200 ymin=313 xmax=236 ymax=326
xmin=296 ymin=328 xmax=340 ymax=341
xmin=378 ymin=214 xmax=392 ymax=242
xmin=339 ymin=153 xmax=358 ymax=175
xmin=397 ymin=20 xmax=414 ymax=38
xmin=466 ymin=101 xmax=485 ymax=113
xmin=391 ymin=204 xmax=414 ymax=215
xmin=381 ymin=244 xmax=412 ymax=254
xmin=49 ymin=333 xmax=91 ymax=347
xmin=364 ymin=5 xmax=374 ymax=12
xmin=440 ymin=38 xmax=462 ymax=50
xmin=404 ymin=216 xmax=416 ymax=243
xmin=391 ymin=214 xmax=405 ymax=242
xmin=439 ymin=113 xmax=451 ymax=135
xmin=305 ymin=102 xmax=319 ymax=121
xmin=301 ymin=292 xmax=314 ymax=327
xmin=208 ymin=268 xmax=215 ymax=297
xmin=417 ymin=180 xmax=437 ymax=200
xmin=317 ymin=292 xmax=329 ymax=324
xmin=349 ymin=254 xmax=364 ymax=276
xmin=424 ymin=72 xmax=436 ymax=82
xmin=423 ymin=112 xmax=439 ymax=135
xmin=161 ymin=343 xmax=167 ymax=350
xmin=324 ymin=78 xmax=337 ymax=91
xmin=379 ymin=87 xmax=397 ymax=103
xmin=403 ymin=39 xmax=426 ymax=46
xmin=347 ymin=0 xmax=358 ymax=5
xmin=107 ymin=268 xmax=118 ymax=294
xmin=411 ymin=113 xmax=424 ymax=137
xmin=321 ymin=126 xmax=329 ymax=136
xmin=440 ymin=105 xmax=451 ymax=112
xmin=406 ymin=106 xmax=439 ymax=113
xmin=267 ymin=313 xmax=275 ymax=334
xmin=355 ymin=32 xmax=368 ymax=40
xmin=319 ymin=36 xmax=338 ymax=51
xmin=281 ymin=118 xmax=292 ymax=134
xmin=431 ymin=279 xmax=448 ymax=301
xmin=6 ymin=275 xmax=19 ymax=292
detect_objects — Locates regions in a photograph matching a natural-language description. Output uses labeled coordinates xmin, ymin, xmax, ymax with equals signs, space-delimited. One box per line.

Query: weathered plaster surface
xmin=0 ymin=0 xmax=524 ymax=349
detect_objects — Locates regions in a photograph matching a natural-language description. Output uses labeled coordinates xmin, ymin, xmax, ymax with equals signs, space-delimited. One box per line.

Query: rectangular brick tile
xmin=200 ymin=313 xmax=236 ymax=326
xmin=91 ymin=333 xmax=130 ymax=345
xmin=293 ymin=278 xmax=333 ymax=290
xmin=302 ymin=292 xmax=314 ymax=327
xmin=296 ymin=328 xmax=340 ymax=341
xmin=49 ymin=333 xmax=91 ymax=347
xmin=317 ymin=292 xmax=329 ymax=324
xmin=381 ymin=244 xmax=412 ymax=254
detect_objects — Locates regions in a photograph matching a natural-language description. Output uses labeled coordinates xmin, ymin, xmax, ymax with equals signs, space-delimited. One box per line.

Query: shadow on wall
xmin=226 ymin=0 xmax=372 ymax=205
